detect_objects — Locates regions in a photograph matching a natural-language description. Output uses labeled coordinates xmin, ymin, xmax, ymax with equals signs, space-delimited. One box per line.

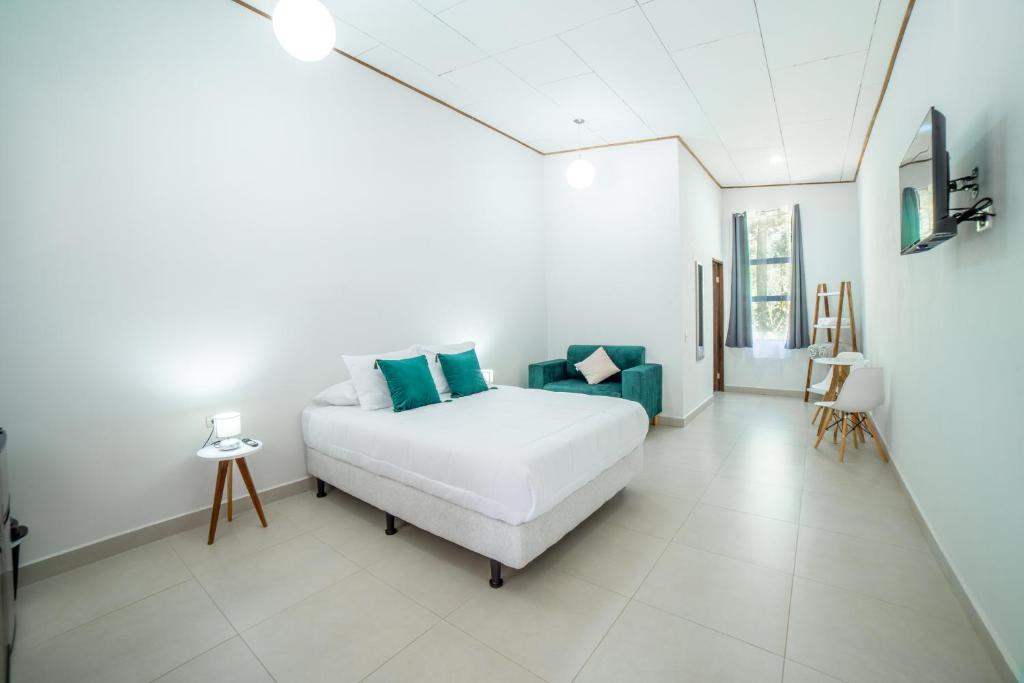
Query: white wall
xmin=0 ymin=0 xmax=546 ymax=564
xmin=721 ymin=184 xmax=861 ymax=392
xmin=856 ymin=0 xmax=1024 ymax=672
xmin=679 ymin=147 xmax=724 ymax=417
xmin=543 ymin=140 xmax=721 ymax=420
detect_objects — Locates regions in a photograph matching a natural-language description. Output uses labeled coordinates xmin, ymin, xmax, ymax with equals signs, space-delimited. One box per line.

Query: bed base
xmin=307 ymin=445 xmax=642 ymax=588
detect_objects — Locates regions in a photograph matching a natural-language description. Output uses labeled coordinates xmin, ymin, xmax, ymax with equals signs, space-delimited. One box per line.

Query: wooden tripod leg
xmin=865 ymin=415 xmax=889 ymax=463
xmin=839 ymin=413 xmax=849 ymax=463
xmin=208 ymin=461 xmax=229 ymax=545
xmin=235 ymin=457 xmax=267 ymax=527
xmin=227 ymin=463 xmax=233 ymax=522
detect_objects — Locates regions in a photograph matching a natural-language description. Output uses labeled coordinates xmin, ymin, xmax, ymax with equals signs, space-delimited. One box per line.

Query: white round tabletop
xmin=196 ymin=439 xmax=263 ymax=461
xmin=813 ymin=357 xmax=866 ymax=366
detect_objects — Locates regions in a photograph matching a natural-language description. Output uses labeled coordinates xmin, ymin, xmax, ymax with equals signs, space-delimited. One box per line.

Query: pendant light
xmin=272 ymin=0 xmax=337 ymax=62
xmin=566 ymin=118 xmax=596 ymax=189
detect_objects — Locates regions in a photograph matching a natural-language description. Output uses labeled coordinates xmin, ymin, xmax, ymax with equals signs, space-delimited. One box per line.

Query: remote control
xmin=242 ymin=438 xmax=258 ymax=447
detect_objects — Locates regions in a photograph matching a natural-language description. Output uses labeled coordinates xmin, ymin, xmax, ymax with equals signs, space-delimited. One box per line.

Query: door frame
xmin=712 ymin=259 xmax=725 ymax=391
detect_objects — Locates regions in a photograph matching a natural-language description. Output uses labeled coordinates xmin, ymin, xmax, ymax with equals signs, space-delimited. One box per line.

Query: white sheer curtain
xmin=752 ymin=338 xmax=792 ymax=359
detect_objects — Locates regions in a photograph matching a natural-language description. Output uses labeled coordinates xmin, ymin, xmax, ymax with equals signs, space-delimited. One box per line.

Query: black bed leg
xmin=489 ymin=559 xmax=503 ymax=588
xmin=315 ymin=478 xmax=327 ymax=498
xmin=385 ymin=513 xmax=397 ymax=535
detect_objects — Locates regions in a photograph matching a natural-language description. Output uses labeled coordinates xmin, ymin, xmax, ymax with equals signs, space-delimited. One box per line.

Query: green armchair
xmin=529 ymin=345 xmax=662 ymax=420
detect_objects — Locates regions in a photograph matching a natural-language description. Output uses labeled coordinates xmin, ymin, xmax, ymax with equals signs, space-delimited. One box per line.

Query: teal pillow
xmin=438 ymin=348 xmax=489 ymax=398
xmin=376 ymin=355 xmax=441 ymax=412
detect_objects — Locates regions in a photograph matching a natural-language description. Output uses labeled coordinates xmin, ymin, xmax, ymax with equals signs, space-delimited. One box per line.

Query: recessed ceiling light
xmin=769 ymin=154 xmax=786 ymax=165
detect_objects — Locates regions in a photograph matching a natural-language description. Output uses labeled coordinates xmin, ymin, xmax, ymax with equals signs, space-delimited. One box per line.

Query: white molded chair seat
xmin=808 ymin=352 xmax=865 ymax=396
xmin=814 ymin=366 xmax=888 ymax=464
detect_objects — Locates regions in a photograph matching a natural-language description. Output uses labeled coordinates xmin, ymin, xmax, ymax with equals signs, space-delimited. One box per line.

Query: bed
xmin=302 ymin=385 xmax=648 ymax=587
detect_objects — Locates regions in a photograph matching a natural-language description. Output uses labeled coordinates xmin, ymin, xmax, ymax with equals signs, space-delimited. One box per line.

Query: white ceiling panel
xmin=840 ymin=80 xmax=883 ymax=180
xmin=772 ymin=51 xmax=866 ymax=125
xmin=683 ymin=137 xmax=743 ymax=185
xmin=461 ymin=95 xmax=586 ymax=148
xmin=358 ymin=45 xmax=469 ymax=106
xmin=413 ymin=0 xmax=468 ymax=14
xmin=672 ymin=33 xmax=775 ymax=112
xmin=713 ymin=104 xmax=783 ymax=151
xmin=672 ymin=32 xmax=782 ymax=152
xmin=323 ymin=0 xmax=484 ymax=74
xmin=560 ymin=7 xmax=715 ymax=139
xmin=643 ymin=0 xmax=758 ymax=52
xmin=730 ymin=147 xmax=791 ymax=185
xmin=437 ymin=0 xmax=635 ymax=55
xmin=496 ymin=37 xmax=591 ymax=87
xmin=783 ymin=119 xmax=850 ymax=182
xmin=539 ymin=73 xmax=652 ymax=142
xmin=443 ymin=58 xmax=540 ymax=105
xmin=335 ymin=19 xmax=380 ymax=56
xmin=757 ymin=0 xmax=879 ymax=69
xmin=862 ymin=0 xmax=906 ymax=85
xmin=274 ymin=0 xmax=912 ymax=186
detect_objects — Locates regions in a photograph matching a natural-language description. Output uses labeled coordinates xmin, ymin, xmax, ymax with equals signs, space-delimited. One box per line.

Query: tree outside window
xmin=747 ymin=207 xmax=793 ymax=341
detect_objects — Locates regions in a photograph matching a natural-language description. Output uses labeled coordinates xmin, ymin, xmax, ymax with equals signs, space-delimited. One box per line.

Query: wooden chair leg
xmin=227 ymin=463 xmax=233 ymax=522
xmin=815 ymin=409 xmax=832 ymax=448
xmin=865 ymin=415 xmax=889 ymax=463
xmin=839 ymin=413 xmax=849 ymax=463
xmin=208 ymin=461 xmax=229 ymax=545
xmin=811 ymin=405 xmax=822 ymax=425
xmin=235 ymin=457 xmax=268 ymax=527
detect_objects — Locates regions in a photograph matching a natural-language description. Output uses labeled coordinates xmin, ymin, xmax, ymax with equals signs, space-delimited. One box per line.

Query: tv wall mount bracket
xmin=948 ymin=167 xmax=996 ymax=230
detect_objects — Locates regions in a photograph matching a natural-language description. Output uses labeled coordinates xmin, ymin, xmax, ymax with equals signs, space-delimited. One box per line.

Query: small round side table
xmin=196 ymin=439 xmax=267 ymax=545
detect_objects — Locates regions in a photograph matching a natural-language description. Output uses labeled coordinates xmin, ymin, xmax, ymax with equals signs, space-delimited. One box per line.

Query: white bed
xmin=302 ymin=385 xmax=648 ymax=585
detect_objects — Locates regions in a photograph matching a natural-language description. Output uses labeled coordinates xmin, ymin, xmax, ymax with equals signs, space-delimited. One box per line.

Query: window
xmin=747 ymin=206 xmax=793 ymax=342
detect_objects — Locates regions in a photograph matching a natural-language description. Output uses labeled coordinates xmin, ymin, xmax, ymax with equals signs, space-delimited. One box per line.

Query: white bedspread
xmin=302 ymin=386 xmax=648 ymax=525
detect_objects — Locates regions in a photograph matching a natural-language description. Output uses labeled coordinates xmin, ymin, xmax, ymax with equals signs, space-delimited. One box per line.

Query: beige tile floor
xmin=13 ymin=393 xmax=1003 ymax=682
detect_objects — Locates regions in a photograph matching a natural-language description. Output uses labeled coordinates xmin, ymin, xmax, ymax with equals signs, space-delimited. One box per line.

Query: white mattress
xmin=301 ymin=386 xmax=648 ymax=525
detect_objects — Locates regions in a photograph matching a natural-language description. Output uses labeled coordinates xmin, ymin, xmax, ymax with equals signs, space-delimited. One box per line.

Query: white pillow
xmin=315 ymin=380 xmax=359 ymax=406
xmin=574 ymin=346 xmax=620 ymax=385
xmin=342 ymin=346 xmax=419 ymax=411
xmin=417 ymin=341 xmax=475 ymax=395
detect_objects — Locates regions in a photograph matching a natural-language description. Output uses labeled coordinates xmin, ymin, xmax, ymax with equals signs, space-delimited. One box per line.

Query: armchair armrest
xmin=622 ymin=363 xmax=663 ymax=420
xmin=529 ymin=359 xmax=568 ymax=388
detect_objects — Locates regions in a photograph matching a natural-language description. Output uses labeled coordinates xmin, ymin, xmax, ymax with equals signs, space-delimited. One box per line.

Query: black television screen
xmin=899 ymin=107 xmax=956 ymax=254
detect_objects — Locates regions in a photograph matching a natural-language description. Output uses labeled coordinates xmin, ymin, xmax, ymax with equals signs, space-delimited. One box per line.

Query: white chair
xmin=809 ymin=352 xmax=866 ymax=425
xmin=814 ymin=366 xmax=888 ymax=463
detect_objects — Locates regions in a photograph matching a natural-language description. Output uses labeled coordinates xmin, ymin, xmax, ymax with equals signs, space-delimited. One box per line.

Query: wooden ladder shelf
xmin=802 ymin=281 xmax=859 ymax=402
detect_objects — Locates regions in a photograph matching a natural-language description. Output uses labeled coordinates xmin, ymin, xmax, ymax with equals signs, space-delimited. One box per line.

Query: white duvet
xmin=302 ymin=386 xmax=648 ymax=525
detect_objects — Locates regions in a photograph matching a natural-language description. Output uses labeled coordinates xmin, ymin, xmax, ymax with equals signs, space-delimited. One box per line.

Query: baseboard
xmin=724 ymin=385 xmax=804 ymax=398
xmin=20 ymin=476 xmax=315 ymax=587
xmin=682 ymin=394 xmax=714 ymax=426
xmin=871 ymin=415 xmax=1020 ymax=683
xmin=656 ymin=415 xmax=685 ymax=427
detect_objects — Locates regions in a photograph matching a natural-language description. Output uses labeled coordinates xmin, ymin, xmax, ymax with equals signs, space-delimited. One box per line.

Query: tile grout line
xmin=779 ymin=441 xmax=808 ymax=681
xmin=569 ymin=476 xmax=707 ymax=682
xmin=162 ymin=537 xmax=278 ymax=683
xmin=17 ymin=567 xmax=196 ymax=657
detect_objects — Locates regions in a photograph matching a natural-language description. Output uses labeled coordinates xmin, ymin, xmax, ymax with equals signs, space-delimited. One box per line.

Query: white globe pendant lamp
xmin=566 ymin=118 xmax=595 ymax=189
xmin=273 ymin=0 xmax=337 ymax=62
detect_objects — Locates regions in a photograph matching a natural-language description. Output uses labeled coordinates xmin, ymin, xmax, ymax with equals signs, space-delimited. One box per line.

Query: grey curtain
xmin=726 ymin=212 xmax=753 ymax=348
xmin=786 ymin=204 xmax=811 ymax=349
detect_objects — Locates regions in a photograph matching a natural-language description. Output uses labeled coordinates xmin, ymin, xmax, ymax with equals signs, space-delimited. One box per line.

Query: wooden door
xmin=712 ymin=260 xmax=725 ymax=391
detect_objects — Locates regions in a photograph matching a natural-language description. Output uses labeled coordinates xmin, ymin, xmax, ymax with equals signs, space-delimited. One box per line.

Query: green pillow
xmin=438 ymin=348 xmax=489 ymax=398
xmin=376 ymin=355 xmax=441 ymax=412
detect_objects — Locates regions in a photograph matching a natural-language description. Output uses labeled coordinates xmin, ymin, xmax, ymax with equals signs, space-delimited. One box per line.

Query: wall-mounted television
xmin=899 ymin=107 xmax=957 ymax=254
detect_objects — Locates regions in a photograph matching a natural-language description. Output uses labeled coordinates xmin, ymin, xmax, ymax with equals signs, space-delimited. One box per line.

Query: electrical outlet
xmin=204 ymin=415 xmax=215 ymax=429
